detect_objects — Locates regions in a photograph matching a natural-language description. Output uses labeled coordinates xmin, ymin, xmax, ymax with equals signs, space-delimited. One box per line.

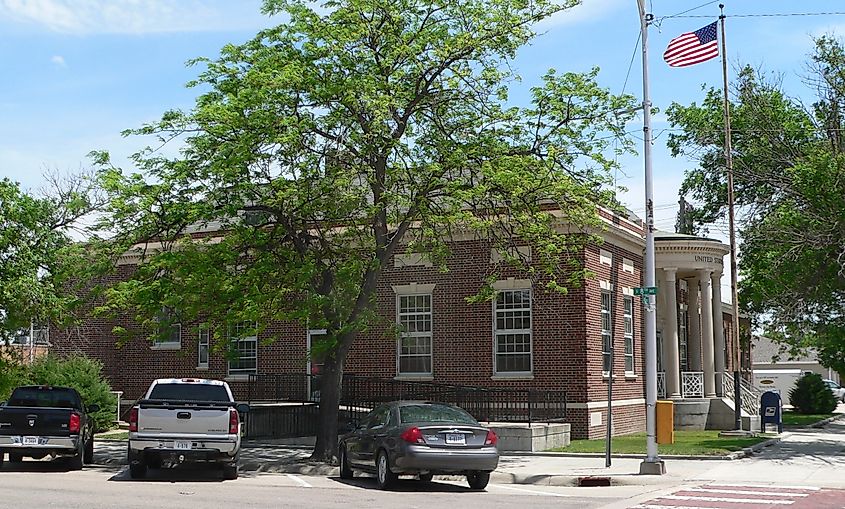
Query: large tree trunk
xmin=311 ymin=356 xmax=343 ymax=462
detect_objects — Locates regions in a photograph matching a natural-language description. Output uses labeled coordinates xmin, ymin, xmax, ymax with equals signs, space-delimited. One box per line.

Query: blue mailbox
xmin=760 ymin=391 xmax=783 ymax=433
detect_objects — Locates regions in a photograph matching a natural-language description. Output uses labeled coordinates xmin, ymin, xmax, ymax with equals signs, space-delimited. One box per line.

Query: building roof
xmin=654 ymin=229 xmax=722 ymax=243
xmin=752 ymin=335 xmax=817 ymax=364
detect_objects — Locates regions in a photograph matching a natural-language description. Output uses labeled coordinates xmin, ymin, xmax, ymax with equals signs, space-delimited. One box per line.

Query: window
xmin=494 ymin=289 xmax=532 ymax=373
xmin=154 ymin=307 xmax=181 ymax=349
xmin=198 ymin=325 xmax=210 ymax=368
xmin=601 ymin=291 xmax=612 ymax=373
xmin=397 ymin=294 xmax=433 ymax=375
xmin=678 ymin=304 xmax=688 ymax=372
xmin=624 ymin=296 xmax=635 ymax=373
xmin=228 ymin=322 xmax=257 ymax=375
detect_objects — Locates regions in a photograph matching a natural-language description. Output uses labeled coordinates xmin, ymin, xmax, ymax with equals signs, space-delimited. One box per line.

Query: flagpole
xmin=637 ymin=0 xmax=665 ymax=475
xmin=718 ymin=3 xmax=744 ymax=432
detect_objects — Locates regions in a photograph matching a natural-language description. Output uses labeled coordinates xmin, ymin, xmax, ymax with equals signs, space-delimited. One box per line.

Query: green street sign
xmin=634 ymin=286 xmax=657 ymax=296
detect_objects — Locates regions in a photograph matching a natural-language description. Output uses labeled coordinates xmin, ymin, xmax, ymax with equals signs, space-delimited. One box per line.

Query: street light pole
xmin=637 ymin=0 xmax=664 ymax=475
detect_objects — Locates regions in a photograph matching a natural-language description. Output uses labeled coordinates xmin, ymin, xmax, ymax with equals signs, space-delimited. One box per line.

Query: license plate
xmin=445 ymin=433 xmax=465 ymax=445
xmin=174 ymin=440 xmax=192 ymax=450
xmin=23 ymin=436 xmax=38 ymax=446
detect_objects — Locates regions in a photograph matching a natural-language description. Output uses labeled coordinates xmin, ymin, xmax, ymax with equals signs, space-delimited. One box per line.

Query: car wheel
xmin=8 ymin=453 xmax=23 ymax=463
xmin=222 ymin=462 xmax=239 ymax=480
xmin=339 ymin=446 xmax=353 ymax=480
xmin=466 ymin=471 xmax=490 ymax=490
xmin=83 ymin=437 xmax=94 ymax=464
xmin=129 ymin=460 xmax=147 ymax=479
xmin=418 ymin=472 xmax=434 ymax=483
xmin=376 ymin=450 xmax=396 ymax=490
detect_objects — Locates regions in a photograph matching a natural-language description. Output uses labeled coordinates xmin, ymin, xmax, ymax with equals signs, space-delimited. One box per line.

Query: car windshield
xmin=148 ymin=383 xmax=231 ymax=402
xmin=8 ymin=387 xmax=80 ymax=408
xmin=399 ymin=404 xmax=479 ymax=425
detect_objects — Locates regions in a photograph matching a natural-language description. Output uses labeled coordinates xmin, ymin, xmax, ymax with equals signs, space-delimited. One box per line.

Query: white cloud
xmin=539 ymin=0 xmax=629 ymax=29
xmin=0 ymin=0 xmax=275 ymax=34
xmin=50 ymin=54 xmax=65 ymax=67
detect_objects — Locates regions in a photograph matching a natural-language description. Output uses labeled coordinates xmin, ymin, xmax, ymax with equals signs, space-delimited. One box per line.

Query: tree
xmin=0 ymin=174 xmax=99 ymax=345
xmin=788 ymin=372 xmax=837 ymax=415
xmin=666 ymin=36 xmax=845 ymax=375
xmin=93 ymin=0 xmax=637 ymax=462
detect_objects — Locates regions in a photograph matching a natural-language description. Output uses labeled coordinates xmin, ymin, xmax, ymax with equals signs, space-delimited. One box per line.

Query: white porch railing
xmin=681 ymin=371 xmax=704 ymax=398
xmin=722 ymin=372 xmax=760 ymax=416
xmin=657 ymin=372 xmax=666 ymax=399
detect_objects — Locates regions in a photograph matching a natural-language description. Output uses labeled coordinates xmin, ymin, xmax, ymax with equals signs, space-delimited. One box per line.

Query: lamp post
xmin=637 ymin=0 xmax=665 ymax=475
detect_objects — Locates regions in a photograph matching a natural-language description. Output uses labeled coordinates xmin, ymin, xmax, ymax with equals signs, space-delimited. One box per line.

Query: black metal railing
xmin=245 ymin=372 xmax=566 ymax=426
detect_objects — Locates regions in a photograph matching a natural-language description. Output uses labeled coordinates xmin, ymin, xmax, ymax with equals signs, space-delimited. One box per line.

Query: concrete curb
xmin=810 ymin=413 xmax=845 ymax=428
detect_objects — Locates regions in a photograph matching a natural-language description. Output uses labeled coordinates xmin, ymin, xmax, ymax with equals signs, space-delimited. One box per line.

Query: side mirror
xmin=88 ymin=404 xmax=100 ymax=413
xmin=236 ymin=403 xmax=250 ymax=414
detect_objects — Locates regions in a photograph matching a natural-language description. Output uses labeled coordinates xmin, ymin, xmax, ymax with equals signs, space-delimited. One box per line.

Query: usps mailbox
xmin=760 ymin=390 xmax=783 ymax=433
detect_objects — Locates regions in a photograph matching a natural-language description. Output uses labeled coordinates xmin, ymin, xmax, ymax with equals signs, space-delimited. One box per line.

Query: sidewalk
xmin=93 ymin=414 xmax=845 ymax=488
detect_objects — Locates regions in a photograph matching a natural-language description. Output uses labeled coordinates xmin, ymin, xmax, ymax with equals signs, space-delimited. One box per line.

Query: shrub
xmin=0 ymin=356 xmax=29 ymax=401
xmin=25 ymin=355 xmax=117 ymax=431
xmin=789 ymin=372 xmax=837 ymax=414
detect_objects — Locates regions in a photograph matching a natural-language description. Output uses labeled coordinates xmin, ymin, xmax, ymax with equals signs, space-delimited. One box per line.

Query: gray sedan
xmin=338 ymin=401 xmax=499 ymax=490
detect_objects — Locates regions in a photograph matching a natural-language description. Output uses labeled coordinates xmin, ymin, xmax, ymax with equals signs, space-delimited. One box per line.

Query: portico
xmin=654 ymin=232 xmax=730 ymax=401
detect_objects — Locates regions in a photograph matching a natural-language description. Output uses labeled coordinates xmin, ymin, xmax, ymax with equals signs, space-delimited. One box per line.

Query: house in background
xmin=752 ymin=335 xmax=841 ymax=385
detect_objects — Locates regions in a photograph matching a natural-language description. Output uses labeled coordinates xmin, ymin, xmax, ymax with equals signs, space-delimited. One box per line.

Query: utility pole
xmin=637 ymin=0 xmax=665 ymax=475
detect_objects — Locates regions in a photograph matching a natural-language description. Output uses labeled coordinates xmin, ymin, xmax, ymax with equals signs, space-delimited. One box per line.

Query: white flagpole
xmin=637 ymin=0 xmax=664 ymax=475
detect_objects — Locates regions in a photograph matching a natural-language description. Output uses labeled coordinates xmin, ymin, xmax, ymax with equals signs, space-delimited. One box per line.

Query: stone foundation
xmin=485 ymin=422 xmax=571 ymax=452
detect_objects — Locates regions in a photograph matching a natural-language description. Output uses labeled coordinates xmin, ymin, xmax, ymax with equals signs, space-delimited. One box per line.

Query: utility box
xmin=760 ymin=391 xmax=783 ymax=433
xmin=656 ymin=400 xmax=674 ymax=444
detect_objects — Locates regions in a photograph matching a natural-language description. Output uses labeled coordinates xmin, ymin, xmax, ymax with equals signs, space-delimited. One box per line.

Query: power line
xmin=671 ymin=12 xmax=845 ymax=18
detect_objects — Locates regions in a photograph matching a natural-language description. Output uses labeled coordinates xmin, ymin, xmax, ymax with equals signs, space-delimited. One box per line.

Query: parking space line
xmin=489 ymin=484 xmax=572 ymax=497
xmin=286 ymin=474 xmax=312 ymax=488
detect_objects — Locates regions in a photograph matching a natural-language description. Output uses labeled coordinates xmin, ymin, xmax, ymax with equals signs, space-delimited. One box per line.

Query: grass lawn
xmin=781 ymin=411 xmax=836 ymax=426
xmin=549 ymin=430 xmax=768 ymax=456
xmin=95 ymin=431 xmax=129 ymax=441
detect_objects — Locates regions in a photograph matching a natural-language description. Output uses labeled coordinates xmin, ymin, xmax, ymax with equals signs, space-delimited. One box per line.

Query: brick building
xmin=50 ymin=208 xmax=747 ymax=439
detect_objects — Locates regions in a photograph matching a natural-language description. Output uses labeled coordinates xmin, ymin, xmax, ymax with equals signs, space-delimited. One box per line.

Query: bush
xmin=789 ymin=372 xmax=837 ymax=414
xmin=0 ymin=356 xmax=29 ymax=401
xmin=25 ymin=355 xmax=117 ymax=431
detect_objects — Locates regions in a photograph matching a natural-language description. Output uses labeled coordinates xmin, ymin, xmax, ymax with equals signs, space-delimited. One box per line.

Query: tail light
xmin=229 ymin=408 xmax=239 ymax=435
xmin=128 ymin=407 xmax=138 ymax=432
xmin=485 ymin=429 xmax=498 ymax=446
xmin=400 ymin=426 xmax=425 ymax=444
xmin=69 ymin=412 xmax=81 ymax=433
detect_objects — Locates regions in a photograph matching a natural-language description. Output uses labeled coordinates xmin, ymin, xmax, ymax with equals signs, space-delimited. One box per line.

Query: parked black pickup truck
xmin=0 ymin=386 xmax=99 ymax=469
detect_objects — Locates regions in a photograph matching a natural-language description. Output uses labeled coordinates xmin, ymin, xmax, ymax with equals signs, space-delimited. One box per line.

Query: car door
xmin=358 ymin=405 xmax=390 ymax=466
xmin=345 ymin=411 xmax=373 ymax=467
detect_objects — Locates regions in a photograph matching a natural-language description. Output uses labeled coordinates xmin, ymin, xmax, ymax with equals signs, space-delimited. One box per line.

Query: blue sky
xmin=1 ymin=0 xmax=842 ymax=233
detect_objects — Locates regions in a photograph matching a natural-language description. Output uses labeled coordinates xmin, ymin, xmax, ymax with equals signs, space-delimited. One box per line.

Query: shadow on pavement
xmin=330 ymin=476 xmax=485 ymax=493
xmin=107 ymin=464 xmax=229 ymax=483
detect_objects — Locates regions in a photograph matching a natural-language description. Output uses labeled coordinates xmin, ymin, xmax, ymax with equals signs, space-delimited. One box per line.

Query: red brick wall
xmin=51 ymin=236 xmax=647 ymax=439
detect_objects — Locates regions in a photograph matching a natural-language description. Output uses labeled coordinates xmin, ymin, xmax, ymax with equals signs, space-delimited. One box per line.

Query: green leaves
xmin=668 ymin=36 xmax=845 ymax=372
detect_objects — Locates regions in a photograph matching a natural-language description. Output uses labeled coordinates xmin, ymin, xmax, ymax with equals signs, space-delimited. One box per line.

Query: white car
xmin=823 ymin=379 xmax=845 ymax=402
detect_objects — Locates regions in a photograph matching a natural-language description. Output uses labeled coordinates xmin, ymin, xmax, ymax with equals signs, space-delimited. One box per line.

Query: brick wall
xmin=51 ymin=235 xmax=648 ymax=439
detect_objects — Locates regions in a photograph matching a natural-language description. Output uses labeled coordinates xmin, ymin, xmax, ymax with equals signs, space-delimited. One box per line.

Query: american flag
xmin=663 ymin=21 xmax=719 ymax=67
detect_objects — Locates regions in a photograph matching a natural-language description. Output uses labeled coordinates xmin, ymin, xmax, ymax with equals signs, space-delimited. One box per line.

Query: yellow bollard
xmin=655 ymin=400 xmax=674 ymax=444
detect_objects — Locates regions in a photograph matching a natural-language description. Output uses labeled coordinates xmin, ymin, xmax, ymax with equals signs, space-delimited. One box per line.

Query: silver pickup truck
xmin=127 ymin=378 xmax=249 ymax=479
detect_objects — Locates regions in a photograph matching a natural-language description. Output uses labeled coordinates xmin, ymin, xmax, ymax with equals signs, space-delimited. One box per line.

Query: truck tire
xmin=0 ymin=452 xmax=5 ymax=467
xmin=68 ymin=451 xmax=84 ymax=470
xmin=84 ymin=437 xmax=94 ymax=464
xmin=9 ymin=453 xmax=23 ymax=463
xmin=222 ymin=462 xmax=239 ymax=480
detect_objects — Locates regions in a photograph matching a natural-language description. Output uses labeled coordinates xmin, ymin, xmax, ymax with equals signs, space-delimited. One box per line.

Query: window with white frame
xmin=678 ymin=304 xmax=688 ymax=372
xmin=624 ymin=296 xmax=635 ymax=373
xmin=154 ymin=307 xmax=181 ymax=348
xmin=494 ymin=289 xmax=532 ymax=373
xmin=397 ymin=294 xmax=433 ymax=375
xmin=601 ymin=291 xmax=612 ymax=372
xmin=228 ymin=322 xmax=257 ymax=375
xmin=198 ymin=325 xmax=210 ymax=368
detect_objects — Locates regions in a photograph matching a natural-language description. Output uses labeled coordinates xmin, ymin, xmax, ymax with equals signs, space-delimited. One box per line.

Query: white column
xmin=699 ymin=269 xmax=716 ymax=397
xmin=687 ymin=276 xmax=702 ymax=372
xmin=663 ymin=268 xmax=681 ymax=399
xmin=712 ymin=271 xmax=726 ymax=394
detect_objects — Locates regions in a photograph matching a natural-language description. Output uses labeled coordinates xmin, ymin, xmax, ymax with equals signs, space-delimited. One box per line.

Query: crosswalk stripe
xmin=632 ymin=505 xmax=744 ymax=509
xmin=704 ymin=483 xmax=820 ymax=491
xmin=685 ymin=488 xmax=808 ymax=497
xmin=659 ymin=495 xmax=794 ymax=505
